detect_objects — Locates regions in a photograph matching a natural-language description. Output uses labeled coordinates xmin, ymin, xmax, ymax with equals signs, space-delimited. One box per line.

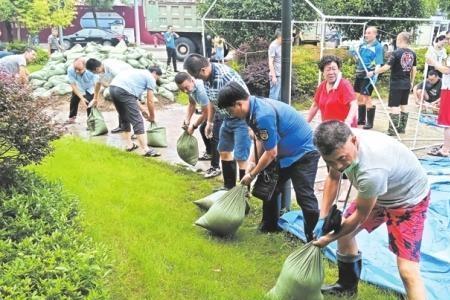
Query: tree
xmin=83 ymin=0 xmax=115 ymax=28
xmin=197 ymin=0 xmax=318 ymax=47
xmin=316 ymin=0 xmax=438 ymax=40
xmin=0 ymin=74 xmax=60 ymax=187
xmin=0 ymin=0 xmax=75 ymax=39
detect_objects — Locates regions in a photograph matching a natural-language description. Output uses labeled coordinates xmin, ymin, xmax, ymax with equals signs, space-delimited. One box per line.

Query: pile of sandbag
xmin=30 ymin=41 xmax=178 ymax=100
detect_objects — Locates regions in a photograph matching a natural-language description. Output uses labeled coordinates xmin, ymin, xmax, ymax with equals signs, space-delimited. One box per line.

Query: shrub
xmin=34 ymin=47 xmax=49 ymax=65
xmin=241 ymin=60 xmax=270 ymax=97
xmin=5 ymin=41 xmax=28 ymax=53
xmin=0 ymin=75 xmax=60 ymax=187
xmin=0 ymin=172 xmax=111 ymax=299
xmin=235 ymin=38 xmax=270 ymax=65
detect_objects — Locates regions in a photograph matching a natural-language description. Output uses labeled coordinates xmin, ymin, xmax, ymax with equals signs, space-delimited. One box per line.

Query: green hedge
xmin=237 ymin=44 xmax=449 ymax=107
xmin=0 ymin=172 xmax=110 ymax=299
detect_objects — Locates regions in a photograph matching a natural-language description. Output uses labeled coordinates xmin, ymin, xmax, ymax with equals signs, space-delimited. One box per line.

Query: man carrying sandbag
xmin=0 ymin=47 xmax=36 ymax=84
xmin=184 ymin=54 xmax=251 ymax=191
xmin=217 ymin=82 xmax=320 ymax=237
xmin=86 ymin=58 xmax=133 ymax=133
xmin=313 ymin=120 xmax=430 ymax=300
xmin=109 ymin=66 xmax=162 ymax=157
xmin=174 ymin=72 xmax=220 ymax=178
xmin=66 ymin=57 xmax=98 ymax=124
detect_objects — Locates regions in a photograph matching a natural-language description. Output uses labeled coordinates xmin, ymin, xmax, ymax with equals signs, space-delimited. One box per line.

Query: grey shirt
xmin=344 ymin=130 xmax=429 ymax=208
xmin=48 ymin=35 xmax=61 ymax=50
xmin=189 ymin=79 xmax=209 ymax=107
xmin=268 ymin=40 xmax=281 ymax=76
xmin=0 ymin=54 xmax=26 ymax=75
xmin=99 ymin=59 xmax=133 ymax=86
xmin=110 ymin=69 xmax=156 ymax=98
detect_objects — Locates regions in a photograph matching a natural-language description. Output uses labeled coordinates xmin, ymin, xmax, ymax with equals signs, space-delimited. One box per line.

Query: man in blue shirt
xmin=163 ymin=25 xmax=179 ymax=72
xmin=174 ymin=72 xmax=221 ymax=178
xmin=184 ymin=54 xmax=252 ymax=192
xmin=218 ymin=82 xmax=320 ymax=239
xmin=351 ymin=26 xmax=384 ymax=129
xmin=66 ymin=57 xmax=98 ymax=124
xmin=109 ymin=66 xmax=162 ymax=157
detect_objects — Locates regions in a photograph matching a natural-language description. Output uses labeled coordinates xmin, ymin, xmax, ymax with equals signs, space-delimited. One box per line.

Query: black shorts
xmin=110 ymin=86 xmax=145 ymax=134
xmin=388 ymin=89 xmax=410 ymax=107
xmin=354 ymin=77 xmax=374 ymax=96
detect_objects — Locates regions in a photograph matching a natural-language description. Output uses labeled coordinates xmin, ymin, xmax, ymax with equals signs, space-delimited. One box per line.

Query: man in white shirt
xmin=313 ymin=120 xmax=430 ymax=300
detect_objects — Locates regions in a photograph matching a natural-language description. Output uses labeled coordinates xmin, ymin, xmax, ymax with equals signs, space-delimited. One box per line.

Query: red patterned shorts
xmin=344 ymin=193 xmax=430 ymax=262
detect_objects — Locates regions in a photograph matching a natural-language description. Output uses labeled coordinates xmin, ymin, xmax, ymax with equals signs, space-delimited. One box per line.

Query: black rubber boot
xmin=398 ymin=112 xmax=409 ymax=134
xmin=321 ymin=251 xmax=362 ymax=296
xmin=221 ymin=160 xmax=236 ymax=190
xmin=387 ymin=113 xmax=400 ymax=136
xmin=357 ymin=105 xmax=366 ymax=125
xmin=363 ymin=106 xmax=376 ymax=129
xmin=303 ymin=210 xmax=319 ymax=242
xmin=259 ymin=195 xmax=281 ymax=233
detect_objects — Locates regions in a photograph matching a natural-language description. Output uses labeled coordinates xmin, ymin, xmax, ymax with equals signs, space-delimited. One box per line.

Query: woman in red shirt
xmin=307 ymin=55 xmax=358 ymax=126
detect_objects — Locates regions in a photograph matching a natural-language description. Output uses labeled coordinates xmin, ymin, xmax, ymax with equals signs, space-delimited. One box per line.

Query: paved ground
xmin=51 ymin=93 xmax=442 ymax=206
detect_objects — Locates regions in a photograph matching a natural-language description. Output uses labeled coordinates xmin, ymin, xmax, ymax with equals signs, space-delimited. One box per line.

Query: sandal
xmin=143 ymin=149 xmax=161 ymax=157
xmin=126 ymin=143 xmax=138 ymax=152
xmin=428 ymin=149 xmax=449 ymax=157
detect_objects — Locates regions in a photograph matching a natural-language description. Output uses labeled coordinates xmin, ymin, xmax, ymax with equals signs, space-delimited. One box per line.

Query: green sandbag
xmin=147 ymin=122 xmax=167 ymax=147
xmin=193 ymin=190 xmax=228 ymax=210
xmin=267 ymin=242 xmax=324 ymax=300
xmin=176 ymin=131 xmax=198 ymax=166
xmin=87 ymin=108 xmax=108 ymax=136
xmin=195 ymin=185 xmax=248 ymax=236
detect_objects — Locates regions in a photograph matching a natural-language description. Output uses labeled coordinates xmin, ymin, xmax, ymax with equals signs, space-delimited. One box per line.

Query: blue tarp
xmin=278 ymin=156 xmax=450 ymax=300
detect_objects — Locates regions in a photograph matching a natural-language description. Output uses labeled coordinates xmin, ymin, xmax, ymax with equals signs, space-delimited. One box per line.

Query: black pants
xmin=110 ymin=86 xmax=145 ymax=134
xmin=262 ymin=150 xmax=320 ymax=241
xmin=69 ymin=91 xmax=93 ymax=118
xmin=166 ymin=47 xmax=177 ymax=71
xmin=199 ymin=122 xmax=212 ymax=155
xmin=198 ymin=116 xmax=222 ymax=169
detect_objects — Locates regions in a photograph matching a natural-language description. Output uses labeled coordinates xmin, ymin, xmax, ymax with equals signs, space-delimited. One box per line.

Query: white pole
xmin=318 ymin=16 xmax=326 ymax=85
xmin=354 ymin=49 xmax=402 ymax=140
xmin=201 ymin=18 xmax=206 ymax=57
xmin=303 ymin=0 xmax=326 ymax=18
xmin=202 ymin=0 xmax=219 ymax=19
xmin=325 ymin=15 xmax=433 ymax=22
xmin=134 ymin=0 xmax=141 ymax=45
xmin=412 ymin=22 xmax=435 ymax=149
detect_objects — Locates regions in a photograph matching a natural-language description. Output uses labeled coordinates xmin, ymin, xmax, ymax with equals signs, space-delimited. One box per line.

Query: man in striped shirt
xmin=184 ymin=54 xmax=251 ymax=191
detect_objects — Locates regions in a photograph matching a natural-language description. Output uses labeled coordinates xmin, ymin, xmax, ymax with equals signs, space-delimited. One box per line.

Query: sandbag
xmin=157 ymin=87 xmax=175 ymax=102
xmin=51 ymin=83 xmax=72 ymax=96
xmin=127 ymin=59 xmax=142 ymax=68
xmin=32 ymin=87 xmax=48 ymax=98
xmin=126 ymin=52 xmax=142 ymax=60
xmin=267 ymin=242 xmax=324 ymax=300
xmin=162 ymin=82 xmax=179 ymax=92
xmin=193 ymin=190 xmax=228 ymax=210
xmin=29 ymin=70 xmax=49 ymax=80
xmin=30 ymin=79 xmax=45 ymax=88
xmin=147 ymin=122 xmax=168 ymax=147
xmin=50 ymin=52 xmax=64 ymax=61
xmin=195 ymin=185 xmax=248 ymax=236
xmin=87 ymin=108 xmax=108 ymax=136
xmin=176 ymin=131 xmax=198 ymax=166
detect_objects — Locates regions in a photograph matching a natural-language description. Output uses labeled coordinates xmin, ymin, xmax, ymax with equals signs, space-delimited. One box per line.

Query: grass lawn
xmin=32 ymin=138 xmax=397 ymax=300
xmin=27 ymin=63 xmax=45 ymax=73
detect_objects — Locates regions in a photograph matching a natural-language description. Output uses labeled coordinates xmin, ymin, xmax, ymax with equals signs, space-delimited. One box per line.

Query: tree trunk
xmin=92 ymin=6 xmax=99 ymax=28
xmin=5 ymin=21 xmax=13 ymax=42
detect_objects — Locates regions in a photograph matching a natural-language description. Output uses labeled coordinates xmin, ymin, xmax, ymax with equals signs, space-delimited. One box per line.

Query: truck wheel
xmin=175 ymin=37 xmax=196 ymax=61
xmin=62 ymin=40 xmax=72 ymax=50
